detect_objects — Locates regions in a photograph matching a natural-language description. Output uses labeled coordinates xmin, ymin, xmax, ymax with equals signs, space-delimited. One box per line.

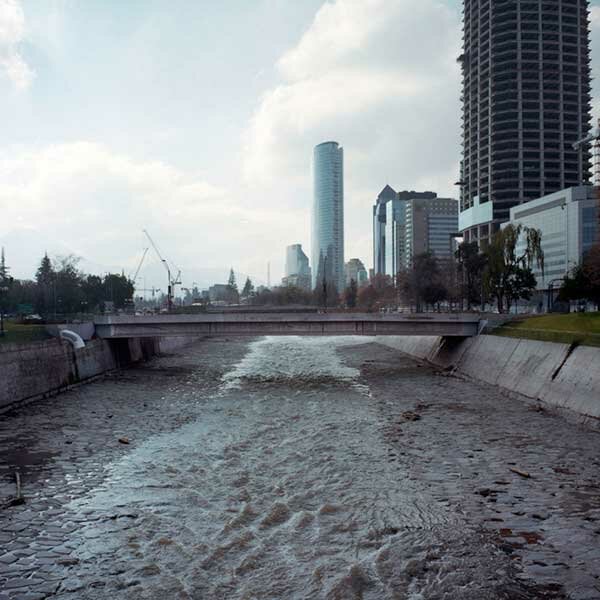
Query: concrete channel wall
xmin=379 ymin=335 xmax=600 ymax=423
xmin=0 ymin=335 xmax=200 ymax=413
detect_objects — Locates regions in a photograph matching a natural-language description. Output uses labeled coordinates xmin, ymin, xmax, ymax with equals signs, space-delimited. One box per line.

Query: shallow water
xmin=60 ymin=337 xmax=549 ymax=599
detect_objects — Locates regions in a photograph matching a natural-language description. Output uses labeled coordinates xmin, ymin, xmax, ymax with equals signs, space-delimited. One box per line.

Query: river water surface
xmin=55 ymin=337 xmax=557 ymax=600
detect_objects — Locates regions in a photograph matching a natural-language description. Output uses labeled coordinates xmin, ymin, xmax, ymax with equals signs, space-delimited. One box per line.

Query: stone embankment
xmin=0 ymin=336 xmax=199 ymax=413
xmin=379 ymin=335 xmax=600 ymax=425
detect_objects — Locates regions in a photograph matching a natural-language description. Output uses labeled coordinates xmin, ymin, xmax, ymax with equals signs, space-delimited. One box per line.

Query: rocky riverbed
xmin=1 ymin=336 xmax=599 ymax=599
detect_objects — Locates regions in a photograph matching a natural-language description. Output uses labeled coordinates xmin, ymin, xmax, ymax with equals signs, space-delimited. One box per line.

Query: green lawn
xmin=495 ymin=312 xmax=600 ymax=347
xmin=0 ymin=321 xmax=52 ymax=346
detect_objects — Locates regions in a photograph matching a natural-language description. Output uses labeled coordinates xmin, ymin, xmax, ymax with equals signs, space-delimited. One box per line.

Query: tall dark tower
xmin=459 ymin=0 xmax=592 ymax=243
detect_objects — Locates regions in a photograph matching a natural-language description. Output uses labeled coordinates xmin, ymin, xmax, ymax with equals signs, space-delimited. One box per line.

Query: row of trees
xmin=559 ymin=245 xmax=600 ymax=306
xmin=0 ymin=253 xmax=134 ymax=317
xmin=222 ymin=224 xmax=549 ymax=313
xmin=347 ymin=224 xmax=545 ymax=313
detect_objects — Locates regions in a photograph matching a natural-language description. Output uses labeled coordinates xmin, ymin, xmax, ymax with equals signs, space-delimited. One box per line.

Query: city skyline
xmin=1 ymin=1 xmax=600 ymax=287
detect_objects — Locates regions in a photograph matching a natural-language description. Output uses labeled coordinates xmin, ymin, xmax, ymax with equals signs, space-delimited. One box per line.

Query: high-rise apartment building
xmin=459 ymin=0 xmax=592 ymax=243
xmin=405 ymin=197 xmax=459 ymax=268
xmin=283 ymin=244 xmax=311 ymax=291
xmin=312 ymin=141 xmax=344 ymax=292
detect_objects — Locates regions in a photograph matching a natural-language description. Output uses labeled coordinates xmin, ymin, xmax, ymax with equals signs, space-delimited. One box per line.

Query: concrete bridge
xmin=93 ymin=313 xmax=484 ymax=339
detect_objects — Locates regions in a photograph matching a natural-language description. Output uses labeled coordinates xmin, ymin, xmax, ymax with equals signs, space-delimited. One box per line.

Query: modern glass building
xmin=285 ymin=244 xmax=310 ymax=278
xmin=459 ymin=0 xmax=592 ymax=243
xmin=283 ymin=244 xmax=311 ymax=291
xmin=404 ymin=197 xmax=459 ymax=269
xmin=373 ymin=188 xmax=438 ymax=276
xmin=384 ymin=198 xmax=407 ymax=278
xmin=372 ymin=185 xmax=397 ymax=276
xmin=312 ymin=141 xmax=344 ymax=292
xmin=508 ymin=185 xmax=598 ymax=292
xmin=344 ymin=258 xmax=369 ymax=288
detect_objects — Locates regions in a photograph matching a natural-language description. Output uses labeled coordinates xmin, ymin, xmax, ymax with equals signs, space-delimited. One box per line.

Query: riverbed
xmin=1 ymin=337 xmax=599 ymax=599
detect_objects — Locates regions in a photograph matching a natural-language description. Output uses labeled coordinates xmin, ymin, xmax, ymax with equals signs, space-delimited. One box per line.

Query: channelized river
xmin=4 ymin=336 xmax=592 ymax=599
xmin=55 ymin=337 xmax=553 ymax=600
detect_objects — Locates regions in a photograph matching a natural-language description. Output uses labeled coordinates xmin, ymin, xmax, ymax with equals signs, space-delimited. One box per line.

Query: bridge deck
xmin=94 ymin=313 xmax=482 ymax=338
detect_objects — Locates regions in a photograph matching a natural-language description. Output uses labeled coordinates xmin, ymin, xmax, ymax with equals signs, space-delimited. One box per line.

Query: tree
xmin=559 ymin=244 xmax=600 ymax=308
xmin=228 ymin=268 xmax=237 ymax=291
xmin=357 ymin=285 xmax=378 ymax=311
xmin=103 ymin=273 xmax=134 ymax=310
xmin=242 ymin=277 xmax=254 ymax=297
xmin=344 ymin=278 xmax=358 ymax=308
xmin=0 ymin=247 xmax=9 ymax=282
xmin=34 ymin=253 xmax=55 ymax=315
xmin=53 ymin=255 xmax=85 ymax=315
xmin=456 ymin=242 xmax=487 ymax=309
xmin=583 ymin=244 xmax=600 ymax=294
xmin=398 ymin=253 xmax=447 ymax=312
xmin=483 ymin=224 xmax=544 ymax=313
xmin=81 ymin=275 xmax=104 ymax=312
xmin=0 ymin=248 xmax=13 ymax=334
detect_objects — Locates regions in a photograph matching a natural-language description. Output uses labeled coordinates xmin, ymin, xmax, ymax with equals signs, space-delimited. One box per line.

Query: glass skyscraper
xmin=312 ymin=141 xmax=344 ymax=292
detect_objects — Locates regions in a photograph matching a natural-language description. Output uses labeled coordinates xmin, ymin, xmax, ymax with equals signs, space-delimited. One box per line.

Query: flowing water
xmin=57 ymin=337 xmax=554 ymax=599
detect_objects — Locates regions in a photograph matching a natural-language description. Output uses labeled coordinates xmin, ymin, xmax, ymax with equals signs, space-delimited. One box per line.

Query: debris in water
xmin=509 ymin=467 xmax=530 ymax=478
xmin=118 ymin=437 xmax=130 ymax=445
xmin=400 ymin=411 xmax=421 ymax=422
xmin=7 ymin=469 xmax=25 ymax=507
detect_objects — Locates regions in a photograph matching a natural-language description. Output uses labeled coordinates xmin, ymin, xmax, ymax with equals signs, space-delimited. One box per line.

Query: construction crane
xmin=572 ymin=117 xmax=600 ymax=235
xmin=143 ymin=229 xmax=181 ymax=311
xmin=130 ymin=247 xmax=149 ymax=283
xmin=135 ymin=287 xmax=162 ymax=307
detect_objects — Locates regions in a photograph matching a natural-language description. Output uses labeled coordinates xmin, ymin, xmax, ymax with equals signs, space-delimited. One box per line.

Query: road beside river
xmin=1 ymin=337 xmax=599 ymax=599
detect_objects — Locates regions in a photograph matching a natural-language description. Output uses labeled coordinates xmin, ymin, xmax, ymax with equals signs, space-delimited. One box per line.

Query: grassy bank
xmin=495 ymin=312 xmax=600 ymax=347
xmin=0 ymin=321 xmax=52 ymax=346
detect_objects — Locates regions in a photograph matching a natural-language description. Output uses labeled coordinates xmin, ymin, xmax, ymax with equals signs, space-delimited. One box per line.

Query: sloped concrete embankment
xmin=0 ymin=336 xmax=200 ymax=412
xmin=378 ymin=335 xmax=600 ymax=423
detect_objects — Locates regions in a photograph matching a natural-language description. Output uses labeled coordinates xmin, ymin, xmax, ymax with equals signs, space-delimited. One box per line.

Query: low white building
xmin=507 ymin=186 xmax=598 ymax=293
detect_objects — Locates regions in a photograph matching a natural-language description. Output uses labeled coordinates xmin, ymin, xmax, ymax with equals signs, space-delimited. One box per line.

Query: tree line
xmin=0 ymin=252 xmax=134 ymax=317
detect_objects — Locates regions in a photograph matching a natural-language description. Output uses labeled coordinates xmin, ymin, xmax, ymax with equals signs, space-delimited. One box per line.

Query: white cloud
xmin=242 ymin=0 xmax=462 ymax=266
xmin=0 ymin=0 xmax=34 ymax=89
xmin=0 ymin=142 xmax=304 ymax=283
xmin=591 ymin=6 xmax=600 ymax=28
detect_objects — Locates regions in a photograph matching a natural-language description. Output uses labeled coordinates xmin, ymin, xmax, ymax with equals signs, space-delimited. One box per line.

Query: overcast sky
xmin=1 ymin=0 xmax=600 ymax=288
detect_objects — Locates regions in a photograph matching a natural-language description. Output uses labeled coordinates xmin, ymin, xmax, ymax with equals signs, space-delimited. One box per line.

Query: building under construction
xmin=459 ymin=0 xmax=592 ymax=243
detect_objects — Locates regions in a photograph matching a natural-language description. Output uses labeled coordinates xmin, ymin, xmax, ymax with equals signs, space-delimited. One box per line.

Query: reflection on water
xmin=65 ymin=337 xmax=535 ymax=599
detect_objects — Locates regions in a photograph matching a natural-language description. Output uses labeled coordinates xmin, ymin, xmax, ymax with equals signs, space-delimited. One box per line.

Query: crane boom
xmin=131 ymin=247 xmax=149 ymax=282
xmin=143 ymin=229 xmax=173 ymax=311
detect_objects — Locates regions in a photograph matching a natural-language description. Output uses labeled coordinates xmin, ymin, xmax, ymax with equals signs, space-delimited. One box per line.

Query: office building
xmin=507 ymin=185 xmax=598 ymax=292
xmin=345 ymin=258 xmax=369 ymax=288
xmin=283 ymin=244 xmax=311 ymax=291
xmin=459 ymin=0 xmax=592 ymax=243
xmin=312 ymin=141 xmax=344 ymax=292
xmin=373 ymin=189 xmax=438 ymax=276
xmin=405 ymin=197 xmax=459 ymax=268
xmin=385 ymin=197 xmax=408 ymax=278
xmin=373 ymin=185 xmax=397 ymax=275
